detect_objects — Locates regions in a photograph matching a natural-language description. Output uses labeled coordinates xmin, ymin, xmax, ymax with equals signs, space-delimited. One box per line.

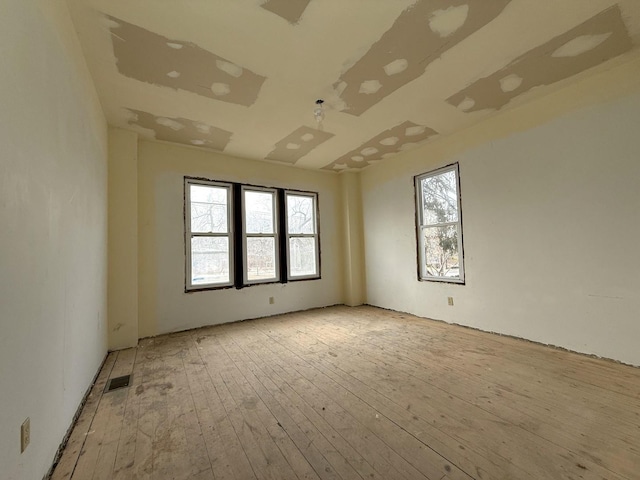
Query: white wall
xmin=361 ymin=70 xmax=640 ymax=366
xmin=137 ymin=140 xmax=344 ymax=337
xmin=108 ymin=128 xmax=139 ymax=349
xmin=0 ymin=1 xmax=108 ymax=478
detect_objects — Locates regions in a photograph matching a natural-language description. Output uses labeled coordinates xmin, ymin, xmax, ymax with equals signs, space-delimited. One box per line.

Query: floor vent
xmin=105 ymin=375 xmax=131 ymax=392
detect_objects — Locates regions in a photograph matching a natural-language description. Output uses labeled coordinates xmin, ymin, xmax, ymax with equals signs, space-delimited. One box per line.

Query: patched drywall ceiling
xmin=66 ymin=0 xmax=640 ymax=171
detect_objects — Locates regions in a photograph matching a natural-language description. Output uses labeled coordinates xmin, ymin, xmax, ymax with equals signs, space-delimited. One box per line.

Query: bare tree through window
xmin=244 ymin=189 xmax=278 ymax=281
xmin=416 ymin=165 xmax=464 ymax=282
xmin=186 ymin=182 xmax=232 ymax=288
xmin=286 ymin=193 xmax=319 ymax=278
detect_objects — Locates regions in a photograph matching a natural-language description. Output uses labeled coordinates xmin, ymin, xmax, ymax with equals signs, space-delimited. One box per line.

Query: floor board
xmin=51 ymin=306 xmax=640 ymax=480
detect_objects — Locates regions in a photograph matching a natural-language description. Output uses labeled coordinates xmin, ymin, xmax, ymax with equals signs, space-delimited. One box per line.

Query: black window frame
xmin=414 ymin=163 xmax=465 ymax=284
xmin=184 ymin=176 xmax=321 ymax=292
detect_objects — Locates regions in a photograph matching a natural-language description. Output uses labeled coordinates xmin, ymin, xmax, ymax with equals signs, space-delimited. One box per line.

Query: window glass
xmin=246 ymin=237 xmax=277 ymax=281
xmin=287 ymin=195 xmax=315 ymax=234
xmin=285 ymin=192 xmax=319 ymax=280
xmin=245 ymin=191 xmax=274 ymax=234
xmin=415 ymin=164 xmax=464 ymax=283
xmin=186 ymin=180 xmax=233 ymax=290
xmin=190 ymin=185 xmax=228 ymax=233
xmin=191 ymin=237 xmax=230 ymax=285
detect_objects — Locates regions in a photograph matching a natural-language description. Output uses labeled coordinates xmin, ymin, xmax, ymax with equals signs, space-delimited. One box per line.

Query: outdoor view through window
xmin=244 ymin=188 xmax=278 ymax=282
xmin=188 ymin=181 xmax=232 ymax=287
xmin=286 ymin=193 xmax=319 ymax=279
xmin=185 ymin=178 xmax=320 ymax=290
xmin=415 ymin=164 xmax=464 ymax=283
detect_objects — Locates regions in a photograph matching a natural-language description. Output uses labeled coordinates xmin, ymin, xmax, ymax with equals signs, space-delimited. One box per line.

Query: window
xmin=185 ymin=179 xmax=233 ymax=290
xmin=415 ymin=163 xmax=464 ymax=283
xmin=243 ymin=187 xmax=279 ymax=284
xmin=185 ymin=178 xmax=320 ymax=291
xmin=285 ymin=192 xmax=319 ymax=280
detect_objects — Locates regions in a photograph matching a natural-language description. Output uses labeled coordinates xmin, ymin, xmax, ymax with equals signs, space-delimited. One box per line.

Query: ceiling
xmin=66 ymin=0 xmax=640 ymax=171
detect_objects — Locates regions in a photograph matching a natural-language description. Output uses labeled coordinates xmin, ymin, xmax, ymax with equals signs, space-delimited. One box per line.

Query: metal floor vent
xmin=105 ymin=374 xmax=132 ymax=392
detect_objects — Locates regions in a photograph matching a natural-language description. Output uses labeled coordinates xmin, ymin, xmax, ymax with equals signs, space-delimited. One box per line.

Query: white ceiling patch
xmin=447 ymin=7 xmax=632 ymax=113
xmin=166 ymin=70 xmax=181 ymax=78
xmin=499 ymin=74 xmax=523 ymax=93
xmin=323 ymin=121 xmax=437 ymax=171
xmin=156 ymin=117 xmax=184 ymax=131
xmin=195 ymin=123 xmax=212 ymax=134
xmin=166 ymin=42 xmax=183 ymax=49
xmin=429 ymin=5 xmax=470 ymax=38
xmin=333 ymin=1 xmax=510 ymax=116
xmin=211 ymin=83 xmax=231 ymax=96
xmin=405 ymin=125 xmax=426 ymax=136
xmin=552 ymin=33 xmax=612 ymax=58
xmin=457 ymin=97 xmax=476 ymax=111
xmin=379 ymin=136 xmax=399 ymax=146
xmin=126 ymin=109 xmax=232 ymax=152
xmin=361 ymin=147 xmax=379 ymax=156
xmin=359 ymin=80 xmax=382 ymax=95
xmin=267 ymin=126 xmax=335 ymax=164
xmin=216 ymin=60 xmax=243 ymax=78
xmin=384 ymin=59 xmax=408 ymax=76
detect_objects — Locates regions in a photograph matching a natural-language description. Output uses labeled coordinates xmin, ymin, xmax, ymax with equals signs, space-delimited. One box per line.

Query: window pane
xmin=421 ymin=170 xmax=458 ymax=225
xmin=287 ymin=195 xmax=315 ymax=234
xmin=190 ymin=185 xmax=228 ymax=233
xmin=246 ymin=237 xmax=276 ymax=281
xmin=191 ymin=237 xmax=230 ymax=285
xmin=289 ymin=237 xmax=317 ymax=277
xmin=245 ymin=191 xmax=274 ymax=234
xmin=422 ymin=225 xmax=460 ymax=278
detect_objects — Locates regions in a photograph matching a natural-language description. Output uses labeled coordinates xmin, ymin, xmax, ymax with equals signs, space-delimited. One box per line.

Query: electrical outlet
xmin=21 ymin=418 xmax=30 ymax=453
xmin=269 ymin=296 xmax=275 ymax=305
xmin=447 ymin=296 xmax=454 ymax=306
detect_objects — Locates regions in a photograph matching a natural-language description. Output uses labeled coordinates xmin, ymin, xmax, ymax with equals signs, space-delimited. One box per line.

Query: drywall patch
xmin=429 ymin=5 xmax=470 ymax=38
xmin=126 ymin=109 xmax=232 ymax=151
xmin=384 ymin=59 xmax=409 ymax=76
xmin=334 ymin=0 xmax=511 ymax=116
xmin=456 ymin=97 xmax=476 ymax=111
xmin=267 ymin=126 xmax=334 ymax=164
xmin=261 ymin=0 xmax=311 ymax=25
xmin=447 ymin=6 xmax=632 ymax=113
xmin=360 ymin=80 xmax=383 ymax=95
xmin=499 ymin=74 xmax=523 ymax=93
xmin=107 ymin=16 xmax=265 ymax=106
xmin=211 ymin=83 xmax=231 ymax=96
xmin=322 ymin=121 xmax=437 ymax=170
xmin=552 ymin=33 xmax=613 ymax=58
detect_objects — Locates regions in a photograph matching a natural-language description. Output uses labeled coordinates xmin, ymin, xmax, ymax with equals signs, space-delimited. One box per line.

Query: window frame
xmin=185 ymin=177 xmax=322 ymax=292
xmin=184 ymin=178 xmax=234 ymax=291
xmin=241 ymin=185 xmax=280 ymax=285
xmin=415 ymin=163 xmax=465 ymax=284
xmin=284 ymin=191 xmax=321 ymax=281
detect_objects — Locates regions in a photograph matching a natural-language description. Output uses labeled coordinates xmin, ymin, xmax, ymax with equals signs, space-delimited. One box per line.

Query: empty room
xmin=2 ymin=0 xmax=640 ymax=479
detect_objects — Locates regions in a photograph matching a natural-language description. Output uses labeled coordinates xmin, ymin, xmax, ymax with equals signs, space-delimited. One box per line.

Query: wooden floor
xmin=51 ymin=305 xmax=640 ymax=480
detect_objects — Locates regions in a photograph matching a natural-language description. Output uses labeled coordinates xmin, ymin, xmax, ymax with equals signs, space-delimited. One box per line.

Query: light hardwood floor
xmin=51 ymin=305 xmax=640 ymax=480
